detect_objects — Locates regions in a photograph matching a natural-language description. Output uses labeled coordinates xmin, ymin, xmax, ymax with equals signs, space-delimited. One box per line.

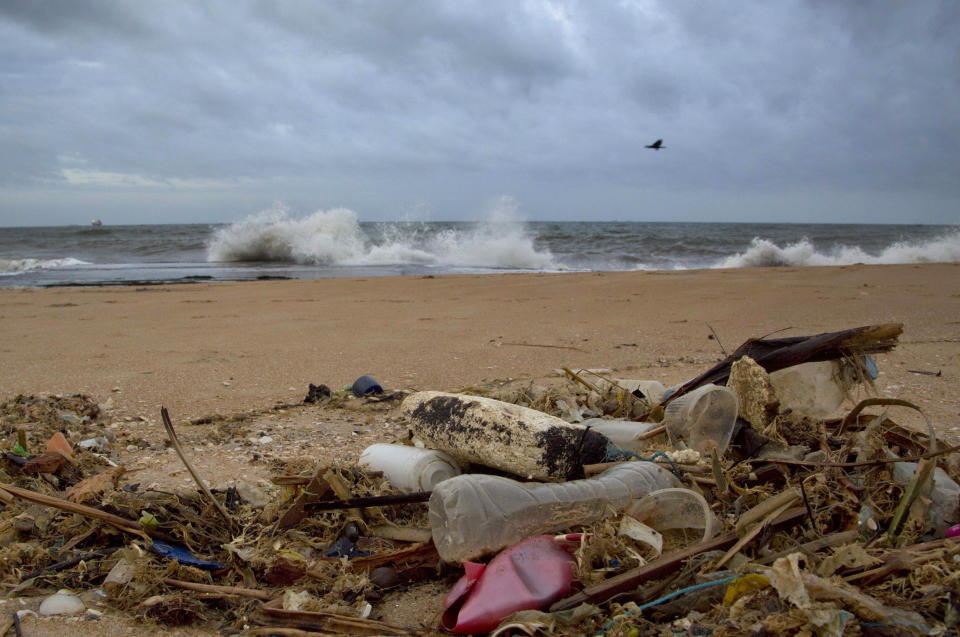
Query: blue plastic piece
xmin=150 ymin=541 xmax=226 ymax=570
xmin=323 ymin=538 xmax=373 ymax=559
xmin=351 ymin=375 xmax=384 ymax=397
xmin=864 ymin=355 xmax=879 ymax=380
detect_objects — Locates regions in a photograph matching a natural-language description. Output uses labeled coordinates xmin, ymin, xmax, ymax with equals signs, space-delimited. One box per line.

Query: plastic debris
xmin=442 ymin=535 xmax=576 ymax=634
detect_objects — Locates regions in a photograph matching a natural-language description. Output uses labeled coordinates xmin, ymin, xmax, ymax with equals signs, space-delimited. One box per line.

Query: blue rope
xmin=596 ymin=575 xmax=738 ymax=636
xmin=604 ymin=443 xmax=684 ymax=480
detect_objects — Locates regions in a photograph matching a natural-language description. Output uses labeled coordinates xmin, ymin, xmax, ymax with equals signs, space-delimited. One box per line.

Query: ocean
xmin=0 ymin=207 xmax=957 ymax=288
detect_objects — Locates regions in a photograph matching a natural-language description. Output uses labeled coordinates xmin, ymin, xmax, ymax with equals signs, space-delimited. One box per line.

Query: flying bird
xmin=645 ymin=139 xmax=665 ymax=150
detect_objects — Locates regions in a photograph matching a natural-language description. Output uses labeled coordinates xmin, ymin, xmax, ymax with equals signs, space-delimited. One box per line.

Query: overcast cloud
xmin=1 ymin=0 xmax=958 ymax=225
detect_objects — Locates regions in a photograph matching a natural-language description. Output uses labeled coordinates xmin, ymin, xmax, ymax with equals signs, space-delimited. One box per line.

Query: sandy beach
xmin=2 ymin=263 xmax=959 ymax=426
xmin=1 ymin=262 xmax=959 ymax=635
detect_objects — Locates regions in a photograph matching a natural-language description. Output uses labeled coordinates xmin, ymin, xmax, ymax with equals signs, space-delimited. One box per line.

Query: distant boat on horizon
xmin=91 ymin=219 xmax=103 ymax=227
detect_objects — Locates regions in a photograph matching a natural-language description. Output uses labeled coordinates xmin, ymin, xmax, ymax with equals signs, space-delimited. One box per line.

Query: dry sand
xmin=1 ymin=263 xmax=959 ymax=634
xmin=2 ymin=263 xmax=958 ymax=423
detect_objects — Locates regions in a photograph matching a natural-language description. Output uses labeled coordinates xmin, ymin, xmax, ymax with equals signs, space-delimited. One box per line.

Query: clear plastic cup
xmin=663 ymin=384 xmax=738 ymax=455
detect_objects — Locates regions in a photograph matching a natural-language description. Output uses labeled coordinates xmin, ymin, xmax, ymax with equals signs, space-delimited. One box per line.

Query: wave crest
xmin=716 ymin=231 xmax=960 ymax=268
xmin=0 ymin=257 xmax=89 ymax=275
xmin=206 ymin=200 xmax=556 ymax=270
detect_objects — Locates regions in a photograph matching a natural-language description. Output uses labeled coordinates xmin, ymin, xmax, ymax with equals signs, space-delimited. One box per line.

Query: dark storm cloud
xmin=0 ymin=0 xmax=957 ymax=224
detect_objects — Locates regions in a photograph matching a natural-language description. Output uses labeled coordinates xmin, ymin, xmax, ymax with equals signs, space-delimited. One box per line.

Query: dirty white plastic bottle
xmin=429 ymin=461 xmax=681 ymax=563
xmin=582 ymin=418 xmax=659 ymax=453
xmin=769 ymin=361 xmax=847 ymax=418
xmin=359 ymin=444 xmax=461 ymax=493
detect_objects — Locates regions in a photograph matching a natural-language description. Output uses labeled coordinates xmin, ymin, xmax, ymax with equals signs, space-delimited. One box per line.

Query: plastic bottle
xmin=582 ymin=418 xmax=659 ymax=453
xmin=768 ymin=361 xmax=847 ymax=418
xmin=429 ymin=461 xmax=681 ymax=563
xmin=663 ymin=384 xmax=738 ymax=455
xmin=596 ymin=379 xmax=667 ymax=404
xmin=359 ymin=444 xmax=461 ymax=493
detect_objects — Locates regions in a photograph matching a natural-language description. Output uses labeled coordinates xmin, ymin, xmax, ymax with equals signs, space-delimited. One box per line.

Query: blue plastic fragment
xmin=150 ymin=540 xmax=226 ymax=570
xmin=323 ymin=538 xmax=373 ymax=559
xmin=864 ymin=355 xmax=879 ymax=380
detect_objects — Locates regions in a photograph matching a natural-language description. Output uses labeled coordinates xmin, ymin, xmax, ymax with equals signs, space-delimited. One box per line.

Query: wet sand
xmin=1 ymin=263 xmax=958 ymax=429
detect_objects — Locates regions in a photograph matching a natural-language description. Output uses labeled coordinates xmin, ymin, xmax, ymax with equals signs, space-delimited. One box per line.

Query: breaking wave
xmin=206 ymin=200 xmax=556 ymax=270
xmin=715 ymin=230 xmax=960 ymax=268
xmin=0 ymin=257 xmax=89 ymax=276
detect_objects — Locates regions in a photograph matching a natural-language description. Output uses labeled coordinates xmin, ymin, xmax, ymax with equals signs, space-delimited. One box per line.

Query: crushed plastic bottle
xmin=429 ymin=461 xmax=681 ymax=563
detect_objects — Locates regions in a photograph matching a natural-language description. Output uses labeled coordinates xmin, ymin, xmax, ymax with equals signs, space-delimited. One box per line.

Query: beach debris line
xmin=1 ymin=322 xmax=958 ymax=634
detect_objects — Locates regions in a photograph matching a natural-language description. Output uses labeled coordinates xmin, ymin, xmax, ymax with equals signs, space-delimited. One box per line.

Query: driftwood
xmin=664 ymin=323 xmax=903 ymax=405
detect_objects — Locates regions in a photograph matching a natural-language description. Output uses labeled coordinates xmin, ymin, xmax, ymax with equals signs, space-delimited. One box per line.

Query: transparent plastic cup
xmin=627 ymin=487 xmax=719 ymax=542
xmin=663 ymin=384 xmax=738 ymax=455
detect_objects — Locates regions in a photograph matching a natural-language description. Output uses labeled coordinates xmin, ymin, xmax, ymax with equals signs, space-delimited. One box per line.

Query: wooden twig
xmin=307 ymin=491 xmax=432 ymax=512
xmin=706 ymin=323 xmax=727 ymax=356
xmin=21 ymin=551 xmax=106 ymax=581
xmin=758 ymin=530 xmax=860 ymax=565
xmin=750 ymin=441 xmax=960 ymax=469
xmin=562 ymin=367 xmax=602 ymax=393
xmin=163 ymin=577 xmax=274 ymax=601
xmin=253 ymin=603 xmax=411 ymax=635
xmin=0 ymin=483 xmax=146 ymax=537
xmin=839 ymin=397 xmax=926 ymax=435
xmin=504 ymin=342 xmax=588 ymax=353
xmin=715 ymin=497 xmax=796 ymax=570
xmin=160 ymin=407 xmax=235 ymax=534
xmin=636 ymin=424 xmax=667 ymax=441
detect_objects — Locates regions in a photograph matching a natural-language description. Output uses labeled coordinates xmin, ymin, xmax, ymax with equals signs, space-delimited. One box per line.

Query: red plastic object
xmin=442 ymin=535 xmax=576 ymax=634
xmin=947 ymin=524 xmax=960 ymax=539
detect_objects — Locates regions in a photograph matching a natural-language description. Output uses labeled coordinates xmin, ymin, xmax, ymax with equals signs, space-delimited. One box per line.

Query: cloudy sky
xmin=1 ymin=1 xmax=958 ymax=226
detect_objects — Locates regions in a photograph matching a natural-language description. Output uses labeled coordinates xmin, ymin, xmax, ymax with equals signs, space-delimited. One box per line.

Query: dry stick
xmin=308 ymin=491 xmax=432 ymax=512
xmin=562 ymin=367 xmax=602 ymax=393
xmin=163 ymin=577 xmax=274 ymax=601
xmin=750 ymin=441 xmax=960 ymax=469
xmin=160 ymin=406 xmax=235 ymax=534
xmin=636 ymin=424 xmax=667 ymax=441
xmin=705 ymin=323 xmax=727 ymax=357
xmin=21 ymin=550 xmax=106 ymax=581
xmin=715 ymin=499 xmax=795 ymax=571
xmin=757 ymin=530 xmax=860 ymax=565
xmin=0 ymin=483 xmax=147 ymax=537
xmin=504 ymin=341 xmax=588 ymax=352
xmin=838 ymin=397 xmax=927 ymax=435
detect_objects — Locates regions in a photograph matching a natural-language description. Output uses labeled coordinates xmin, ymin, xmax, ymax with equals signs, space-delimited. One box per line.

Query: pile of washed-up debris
xmin=1 ymin=323 xmax=959 ymax=636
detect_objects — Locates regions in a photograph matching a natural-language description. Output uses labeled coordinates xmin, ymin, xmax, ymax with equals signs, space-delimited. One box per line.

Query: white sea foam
xmin=715 ymin=230 xmax=960 ymax=269
xmin=206 ymin=199 xmax=556 ymax=270
xmin=0 ymin=257 xmax=89 ymax=275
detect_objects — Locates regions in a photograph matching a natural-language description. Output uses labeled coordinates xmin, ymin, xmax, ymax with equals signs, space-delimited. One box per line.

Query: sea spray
xmin=206 ymin=200 xmax=556 ymax=270
xmin=205 ymin=205 xmax=368 ymax=264
xmin=715 ymin=230 xmax=960 ymax=269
